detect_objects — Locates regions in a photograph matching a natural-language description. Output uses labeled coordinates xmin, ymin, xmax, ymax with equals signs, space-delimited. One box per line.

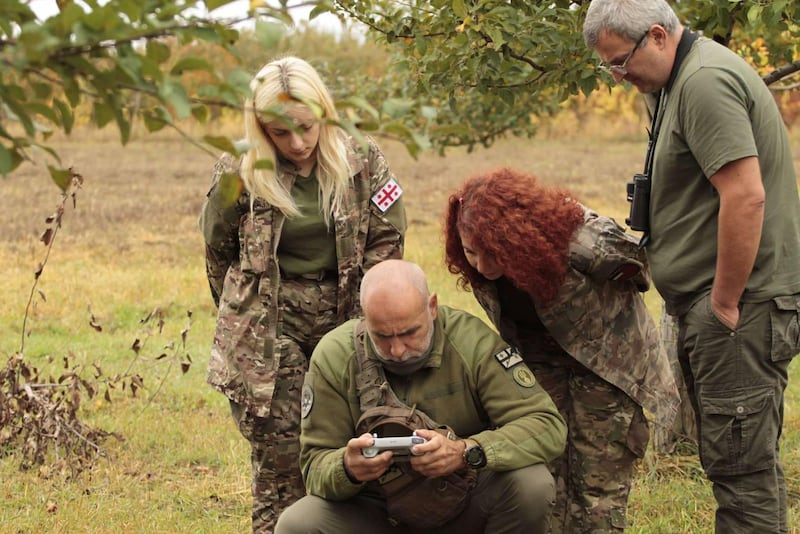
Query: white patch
xmin=371 ymin=178 xmax=403 ymax=212
xmin=301 ymin=384 xmax=314 ymax=418
xmin=494 ymin=347 xmax=523 ymax=369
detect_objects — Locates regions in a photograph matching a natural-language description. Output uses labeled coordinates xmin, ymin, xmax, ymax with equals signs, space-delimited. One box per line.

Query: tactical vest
xmin=352 ymin=321 xmax=477 ymax=528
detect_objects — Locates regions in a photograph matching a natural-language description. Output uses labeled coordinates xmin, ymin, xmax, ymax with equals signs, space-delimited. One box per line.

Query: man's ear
xmin=428 ymin=293 xmax=438 ymax=320
xmin=649 ymin=24 xmax=669 ymax=47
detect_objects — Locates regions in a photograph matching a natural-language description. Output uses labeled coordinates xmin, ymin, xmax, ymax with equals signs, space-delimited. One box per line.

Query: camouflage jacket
xmin=473 ymin=207 xmax=680 ymax=427
xmin=199 ymin=136 xmax=406 ymax=417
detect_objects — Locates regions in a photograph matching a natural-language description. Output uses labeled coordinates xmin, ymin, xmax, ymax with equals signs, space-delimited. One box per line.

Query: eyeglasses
xmin=599 ymin=31 xmax=649 ymax=77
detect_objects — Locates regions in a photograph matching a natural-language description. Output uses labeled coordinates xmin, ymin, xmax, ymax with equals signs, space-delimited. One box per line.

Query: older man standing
xmin=584 ymin=1 xmax=800 ymax=532
xmin=275 ymin=259 xmax=566 ymax=533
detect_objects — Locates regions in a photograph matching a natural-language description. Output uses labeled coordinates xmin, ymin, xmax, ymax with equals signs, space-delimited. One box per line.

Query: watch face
xmin=466 ymin=445 xmax=486 ymax=467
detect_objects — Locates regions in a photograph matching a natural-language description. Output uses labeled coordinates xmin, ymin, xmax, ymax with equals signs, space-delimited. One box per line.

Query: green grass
xmin=0 ymin=130 xmax=798 ymax=532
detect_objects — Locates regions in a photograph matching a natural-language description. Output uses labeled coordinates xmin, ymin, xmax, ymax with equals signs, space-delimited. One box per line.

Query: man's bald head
xmin=360 ymin=259 xmax=430 ymax=315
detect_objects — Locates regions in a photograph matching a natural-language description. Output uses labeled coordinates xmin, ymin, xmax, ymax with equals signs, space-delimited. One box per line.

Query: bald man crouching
xmin=275 ymin=260 xmax=566 ymax=534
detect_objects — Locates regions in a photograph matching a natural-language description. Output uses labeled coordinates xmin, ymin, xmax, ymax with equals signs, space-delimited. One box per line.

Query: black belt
xmin=282 ymin=270 xmax=335 ymax=282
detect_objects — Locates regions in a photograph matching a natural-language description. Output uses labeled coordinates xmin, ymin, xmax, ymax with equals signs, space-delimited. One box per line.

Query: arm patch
xmin=494 ymin=346 xmax=523 ymax=369
xmin=371 ymin=178 xmax=403 ymax=212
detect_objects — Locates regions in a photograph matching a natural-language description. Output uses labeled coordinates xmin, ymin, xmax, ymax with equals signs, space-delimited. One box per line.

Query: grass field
xmin=1 ymin=126 xmax=798 ymax=533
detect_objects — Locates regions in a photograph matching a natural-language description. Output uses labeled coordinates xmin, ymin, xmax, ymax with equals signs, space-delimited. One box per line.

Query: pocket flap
xmin=773 ymin=295 xmax=800 ymax=312
xmin=701 ymin=389 xmax=772 ymax=417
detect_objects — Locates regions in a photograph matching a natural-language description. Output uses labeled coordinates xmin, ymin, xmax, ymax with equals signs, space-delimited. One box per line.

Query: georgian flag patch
xmin=494 ymin=346 xmax=523 ymax=369
xmin=371 ymin=178 xmax=403 ymax=212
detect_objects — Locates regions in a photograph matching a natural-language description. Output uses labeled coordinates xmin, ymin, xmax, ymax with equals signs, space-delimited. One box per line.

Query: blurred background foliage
xmin=1 ymin=0 xmax=798 ymax=183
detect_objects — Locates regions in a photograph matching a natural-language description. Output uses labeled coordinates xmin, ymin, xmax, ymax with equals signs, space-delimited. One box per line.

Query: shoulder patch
xmin=301 ymin=383 xmax=314 ymax=418
xmin=512 ymin=365 xmax=536 ymax=388
xmin=371 ymin=178 xmax=403 ymax=212
xmin=494 ymin=346 xmax=523 ymax=369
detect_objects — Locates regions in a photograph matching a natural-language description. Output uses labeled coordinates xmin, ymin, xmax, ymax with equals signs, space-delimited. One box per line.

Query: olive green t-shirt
xmin=277 ymin=172 xmax=337 ymax=277
xmin=649 ymin=38 xmax=800 ymax=315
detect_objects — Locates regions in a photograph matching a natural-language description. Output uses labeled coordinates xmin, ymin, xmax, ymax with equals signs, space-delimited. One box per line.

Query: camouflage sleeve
xmin=198 ymin=154 xmax=246 ymax=307
xmin=569 ymin=208 xmax=651 ymax=292
xmin=363 ymin=138 xmax=407 ymax=270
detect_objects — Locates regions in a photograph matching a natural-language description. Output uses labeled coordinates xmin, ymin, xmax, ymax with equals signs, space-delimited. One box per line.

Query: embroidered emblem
xmin=512 ymin=366 xmax=536 ymax=388
xmin=371 ymin=178 xmax=403 ymax=212
xmin=494 ymin=347 xmax=523 ymax=369
xmin=301 ymin=383 xmax=314 ymax=418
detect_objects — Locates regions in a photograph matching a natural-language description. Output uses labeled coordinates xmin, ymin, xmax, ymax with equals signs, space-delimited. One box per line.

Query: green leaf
xmin=253 ymin=158 xmax=274 ymax=170
xmin=452 ymin=0 xmax=468 ymax=19
xmin=3 ymin=97 xmax=36 ymax=136
xmin=63 ymin=77 xmax=81 ymax=107
xmin=26 ymin=102 xmax=60 ymax=125
xmin=92 ymin=101 xmax=115 ymax=128
xmin=339 ymin=96 xmax=380 ymax=122
xmin=142 ymin=107 xmax=171 ymax=133
xmin=217 ymin=171 xmax=244 ymax=207
xmin=420 ymin=106 xmax=438 ymax=120
xmin=746 ymin=5 xmax=763 ymax=26
xmin=118 ymin=0 xmax=144 ymax=21
xmin=146 ymin=40 xmax=171 ymax=64
xmin=0 ymin=144 xmax=25 ymax=175
xmin=159 ymin=80 xmax=192 ymax=120
xmin=254 ymin=20 xmax=286 ymax=49
xmin=191 ymin=104 xmax=209 ymax=123
xmin=381 ymin=98 xmax=415 ymax=118
xmin=47 ymin=165 xmax=73 ymax=191
xmin=330 ymin=119 xmax=369 ymax=154
xmin=31 ymin=82 xmax=53 ymax=100
xmin=206 ymin=0 xmax=238 ymax=11
xmin=170 ymin=57 xmax=214 ymax=76
xmin=310 ymin=1 xmax=335 ymax=19
xmin=203 ymin=135 xmax=238 ymax=154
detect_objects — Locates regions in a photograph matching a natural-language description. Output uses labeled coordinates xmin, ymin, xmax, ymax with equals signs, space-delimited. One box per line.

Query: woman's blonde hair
xmin=242 ymin=56 xmax=351 ymax=225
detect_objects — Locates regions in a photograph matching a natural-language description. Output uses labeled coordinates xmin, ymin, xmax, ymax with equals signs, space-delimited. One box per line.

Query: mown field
xmin=0 ymin=126 xmax=798 ymax=533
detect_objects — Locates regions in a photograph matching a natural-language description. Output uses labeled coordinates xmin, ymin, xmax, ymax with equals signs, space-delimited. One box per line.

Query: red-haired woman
xmin=444 ymin=167 xmax=679 ymax=533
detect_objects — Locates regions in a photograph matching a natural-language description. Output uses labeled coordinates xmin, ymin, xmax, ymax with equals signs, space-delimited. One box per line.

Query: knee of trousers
xmin=496 ymin=463 xmax=556 ymax=515
xmin=274 ymin=496 xmax=319 ymax=534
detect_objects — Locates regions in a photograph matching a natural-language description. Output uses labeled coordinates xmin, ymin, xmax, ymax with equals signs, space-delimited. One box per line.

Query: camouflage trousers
xmin=231 ymin=277 xmax=339 ymax=533
xmin=529 ymin=360 xmax=650 ymax=533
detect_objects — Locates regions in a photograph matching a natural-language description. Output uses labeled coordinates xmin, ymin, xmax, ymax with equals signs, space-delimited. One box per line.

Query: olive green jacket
xmin=299 ymin=306 xmax=567 ymax=501
xmin=474 ymin=208 xmax=680 ymax=427
xmin=200 ymin=136 xmax=406 ymax=417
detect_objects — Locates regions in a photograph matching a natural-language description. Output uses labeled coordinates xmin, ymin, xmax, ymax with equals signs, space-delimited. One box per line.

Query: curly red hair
xmin=444 ymin=167 xmax=585 ymax=304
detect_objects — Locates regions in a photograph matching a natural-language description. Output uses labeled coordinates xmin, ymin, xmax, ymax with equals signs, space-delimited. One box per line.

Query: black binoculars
xmin=625 ymin=173 xmax=650 ymax=233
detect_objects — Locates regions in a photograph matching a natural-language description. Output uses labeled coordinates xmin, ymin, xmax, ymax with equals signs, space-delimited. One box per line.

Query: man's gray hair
xmin=583 ymin=0 xmax=681 ymax=47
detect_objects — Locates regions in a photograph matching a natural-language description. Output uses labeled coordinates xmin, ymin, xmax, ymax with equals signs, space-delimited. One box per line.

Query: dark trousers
xmin=677 ymin=294 xmax=799 ymax=534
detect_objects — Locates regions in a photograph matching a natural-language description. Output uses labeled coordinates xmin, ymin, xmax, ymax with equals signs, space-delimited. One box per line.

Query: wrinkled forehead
xmin=365 ymin=303 xmax=430 ymax=338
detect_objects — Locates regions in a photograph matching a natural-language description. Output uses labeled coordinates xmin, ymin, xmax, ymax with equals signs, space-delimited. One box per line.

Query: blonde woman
xmin=200 ymin=56 xmax=407 ymax=533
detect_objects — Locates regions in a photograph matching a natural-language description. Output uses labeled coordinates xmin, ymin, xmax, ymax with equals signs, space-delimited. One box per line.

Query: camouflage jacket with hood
xmin=200 ymin=136 xmax=406 ymax=417
xmin=473 ymin=207 xmax=680 ymax=427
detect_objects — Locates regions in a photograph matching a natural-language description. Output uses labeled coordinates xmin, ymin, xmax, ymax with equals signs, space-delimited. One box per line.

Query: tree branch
xmin=763 ymin=60 xmax=800 ymax=86
xmin=47 ymin=18 xmax=235 ymax=60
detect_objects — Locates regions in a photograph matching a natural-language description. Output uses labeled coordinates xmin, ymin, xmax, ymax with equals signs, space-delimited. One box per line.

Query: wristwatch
xmin=463 ymin=442 xmax=487 ymax=469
